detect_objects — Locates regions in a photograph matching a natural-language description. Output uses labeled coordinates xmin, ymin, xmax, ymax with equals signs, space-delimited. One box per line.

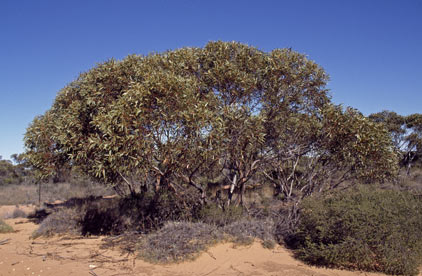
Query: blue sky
xmin=1 ymin=0 xmax=421 ymax=160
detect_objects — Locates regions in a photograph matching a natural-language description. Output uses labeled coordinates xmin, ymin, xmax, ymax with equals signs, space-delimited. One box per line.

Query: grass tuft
xmin=9 ymin=208 xmax=27 ymax=218
xmin=0 ymin=219 xmax=14 ymax=233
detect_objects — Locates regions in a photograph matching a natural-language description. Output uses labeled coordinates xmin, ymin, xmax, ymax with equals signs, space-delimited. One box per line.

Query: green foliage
xmin=0 ymin=155 xmax=33 ymax=186
xmin=288 ymin=186 xmax=422 ymax=275
xmin=319 ymin=106 xmax=398 ymax=184
xmin=265 ymin=105 xmax=398 ymax=201
xmin=369 ymin=111 xmax=406 ymax=149
xmin=0 ymin=219 xmax=14 ymax=233
xmin=197 ymin=203 xmax=243 ymax=226
xmin=24 ymin=41 xmax=398 ymax=205
xmin=369 ymin=111 xmax=422 ymax=174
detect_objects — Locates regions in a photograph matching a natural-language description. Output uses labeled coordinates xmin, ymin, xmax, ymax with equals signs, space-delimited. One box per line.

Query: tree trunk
xmin=38 ymin=181 xmax=42 ymax=207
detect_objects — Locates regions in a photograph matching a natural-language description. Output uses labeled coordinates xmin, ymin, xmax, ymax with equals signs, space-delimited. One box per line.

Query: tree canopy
xmin=24 ymin=41 xmax=398 ymax=205
xmin=369 ymin=111 xmax=422 ymax=174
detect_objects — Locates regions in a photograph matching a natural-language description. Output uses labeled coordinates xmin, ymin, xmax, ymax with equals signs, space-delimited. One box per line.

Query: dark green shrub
xmin=197 ymin=203 xmax=243 ymax=226
xmin=288 ymin=186 xmax=422 ymax=275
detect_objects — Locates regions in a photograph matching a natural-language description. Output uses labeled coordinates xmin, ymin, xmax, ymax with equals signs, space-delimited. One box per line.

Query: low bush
xmin=0 ymin=219 xmax=14 ymax=233
xmin=223 ymin=218 xmax=276 ymax=248
xmin=287 ymin=186 xmax=422 ymax=276
xmin=137 ymin=222 xmax=223 ymax=263
xmin=9 ymin=208 xmax=27 ymax=218
xmin=81 ymin=188 xmax=201 ymax=235
xmin=1 ymin=208 xmax=27 ymax=219
xmin=32 ymin=207 xmax=82 ymax=238
xmin=137 ymin=218 xmax=277 ymax=264
xmin=33 ymin=188 xmax=202 ymax=237
xmin=197 ymin=203 xmax=243 ymax=226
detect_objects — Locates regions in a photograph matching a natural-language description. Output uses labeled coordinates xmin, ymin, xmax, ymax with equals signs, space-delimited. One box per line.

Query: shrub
xmin=223 ymin=218 xmax=276 ymax=248
xmin=32 ymin=207 xmax=82 ymax=238
xmin=197 ymin=203 xmax=243 ymax=226
xmin=80 ymin=188 xmax=201 ymax=235
xmin=33 ymin=188 xmax=202 ymax=237
xmin=137 ymin=222 xmax=223 ymax=263
xmin=287 ymin=186 xmax=422 ymax=275
xmin=0 ymin=219 xmax=14 ymax=233
xmin=2 ymin=208 xmax=27 ymax=219
xmin=9 ymin=208 xmax=27 ymax=218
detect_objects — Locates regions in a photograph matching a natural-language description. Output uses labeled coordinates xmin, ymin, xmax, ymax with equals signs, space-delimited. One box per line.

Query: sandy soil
xmin=0 ymin=205 xmax=389 ymax=276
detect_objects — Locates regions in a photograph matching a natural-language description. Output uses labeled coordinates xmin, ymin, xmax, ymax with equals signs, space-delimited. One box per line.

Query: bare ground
xmin=0 ymin=205 xmax=395 ymax=276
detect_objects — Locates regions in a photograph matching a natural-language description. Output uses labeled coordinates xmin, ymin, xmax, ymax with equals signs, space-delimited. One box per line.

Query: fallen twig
xmin=0 ymin=238 xmax=11 ymax=245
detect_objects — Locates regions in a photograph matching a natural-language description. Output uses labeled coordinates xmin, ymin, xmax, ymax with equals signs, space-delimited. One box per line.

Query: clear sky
xmin=1 ymin=0 xmax=421 ymax=160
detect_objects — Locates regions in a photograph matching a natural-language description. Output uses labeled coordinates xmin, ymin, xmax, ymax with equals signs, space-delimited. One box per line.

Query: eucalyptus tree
xmin=26 ymin=50 xmax=220 ymax=198
xmin=368 ymin=111 xmax=407 ymax=150
xmin=264 ymin=105 xmax=398 ymax=204
xmin=24 ymin=41 xmax=398 ymax=207
xmin=198 ymin=42 xmax=268 ymax=206
xmin=369 ymin=111 xmax=422 ymax=174
xmin=403 ymin=113 xmax=422 ymax=174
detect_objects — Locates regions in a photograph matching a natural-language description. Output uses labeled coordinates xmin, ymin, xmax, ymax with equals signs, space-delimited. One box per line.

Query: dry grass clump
xmin=223 ymin=218 xmax=276 ymax=248
xmin=32 ymin=207 xmax=82 ymax=238
xmin=137 ymin=222 xmax=224 ymax=263
xmin=0 ymin=219 xmax=14 ymax=233
xmin=8 ymin=208 xmax=27 ymax=218
xmin=1 ymin=208 xmax=27 ymax=219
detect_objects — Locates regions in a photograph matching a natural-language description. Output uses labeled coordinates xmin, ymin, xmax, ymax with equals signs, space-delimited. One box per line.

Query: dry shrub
xmin=137 ymin=218 xmax=277 ymax=264
xmin=0 ymin=219 xmax=14 ymax=233
xmin=6 ymin=208 xmax=27 ymax=219
xmin=223 ymin=218 xmax=276 ymax=248
xmin=137 ymin=222 xmax=224 ymax=263
xmin=32 ymin=207 xmax=82 ymax=238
